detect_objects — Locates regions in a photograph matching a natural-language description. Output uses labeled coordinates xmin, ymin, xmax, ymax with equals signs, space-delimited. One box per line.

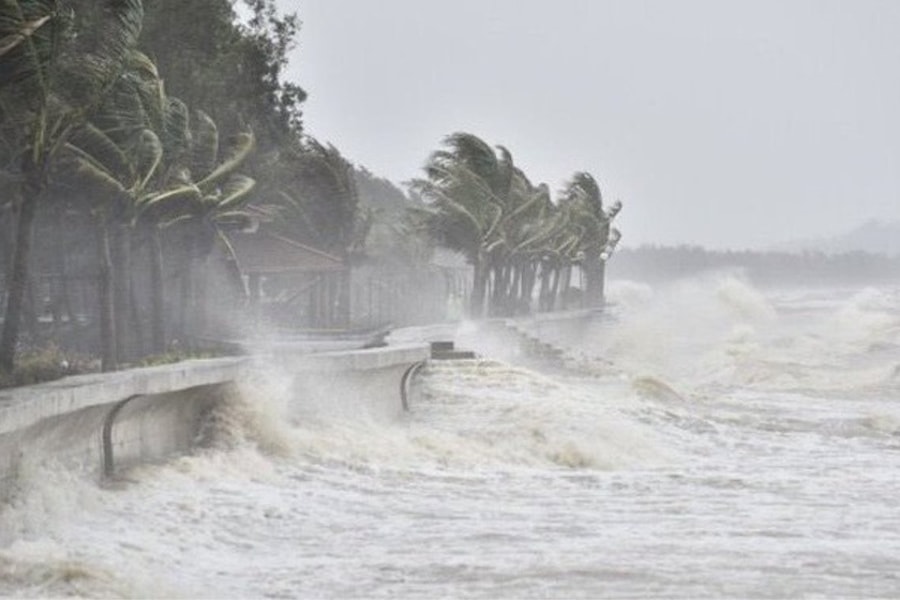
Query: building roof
xmin=225 ymin=231 xmax=345 ymax=274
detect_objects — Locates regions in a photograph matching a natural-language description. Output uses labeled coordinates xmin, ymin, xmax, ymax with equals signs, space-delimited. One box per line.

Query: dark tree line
xmin=0 ymin=0 xmax=379 ymax=373
xmin=609 ymin=245 xmax=900 ymax=286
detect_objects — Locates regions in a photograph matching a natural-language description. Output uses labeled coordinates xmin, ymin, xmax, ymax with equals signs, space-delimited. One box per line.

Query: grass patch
xmin=0 ymin=344 xmax=96 ymax=389
xmin=136 ymin=348 xmax=223 ymax=367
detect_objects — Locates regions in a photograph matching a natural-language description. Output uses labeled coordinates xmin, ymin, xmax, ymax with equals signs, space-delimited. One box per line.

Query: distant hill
xmin=777 ymin=220 xmax=900 ymax=257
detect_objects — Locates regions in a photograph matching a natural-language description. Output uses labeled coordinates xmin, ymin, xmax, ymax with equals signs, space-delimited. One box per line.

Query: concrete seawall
xmin=281 ymin=344 xmax=429 ymax=421
xmin=0 ymin=344 xmax=428 ymax=497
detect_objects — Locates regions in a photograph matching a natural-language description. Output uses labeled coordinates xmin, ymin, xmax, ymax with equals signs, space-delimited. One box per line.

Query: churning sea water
xmin=2 ymin=276 xmax=900 ymax=598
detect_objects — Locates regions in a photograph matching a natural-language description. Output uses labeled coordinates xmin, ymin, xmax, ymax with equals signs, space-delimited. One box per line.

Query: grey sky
xmin=283 ymin=0 xmax=900 ymax=249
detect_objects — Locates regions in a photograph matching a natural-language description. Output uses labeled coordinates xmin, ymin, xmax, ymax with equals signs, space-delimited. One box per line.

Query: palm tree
xmin=56 ymin=50 xmax=189 ymax=368
xmin=484 ymin=170 xmax=557 ymax=315
xmin=0 ymin=0 xmax=144 ymax=371
xmin=409 ymin=132 xmax=518 ymax=318
xmin=267 ymin=138 xmax=369 ymax=327
xmin=134 ymin=109 xmax=256 ymax=343
xmin=498 ymin=179 xmax=557 ymax=314
xmin=560 ymin=172 xmax=621 ymax=308
xmin=536 ymin=200 xmax=580 ymax=312
xmin=101 ymin=53 xmax=192 ymax=356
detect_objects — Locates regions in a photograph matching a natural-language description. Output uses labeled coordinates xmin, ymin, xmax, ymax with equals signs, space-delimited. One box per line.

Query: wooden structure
xmin=224 ymin=231 xmax=347 ymax=329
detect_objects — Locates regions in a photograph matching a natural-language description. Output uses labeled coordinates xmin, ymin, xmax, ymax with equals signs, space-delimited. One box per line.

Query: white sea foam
xmin=3 ymin=281 xmax=900 ymax=598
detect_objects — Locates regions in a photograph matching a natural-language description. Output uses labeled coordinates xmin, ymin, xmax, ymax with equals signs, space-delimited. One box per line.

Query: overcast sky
xmin=281 ymin=0 xmax=900 ymax=250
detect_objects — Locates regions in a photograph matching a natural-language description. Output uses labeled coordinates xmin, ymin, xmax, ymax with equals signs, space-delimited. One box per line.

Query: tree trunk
xmin=0 ymin=207 xmax=14 ymax=290
xmin=497 ymin=264 xmax=512 ymax=316
xmin=508 ymin=263 xmax=522 ymax=315
xmin=469 ymin=258 xmax=488 ymax=319
xmin=111 ymin=223 xmax=131 ymax=362
xmin=538 ymin=261 xmax=551 ymax=312
xmin=194 ymin=255 xmax=209 ymax=340
xmin=129 ymin=278 xmax=145 ymax=358
xmin=23 ymin=276 xmax=39 ymax=343
xmin=149 ymin=228 xmax=166 ymax=354
xmin=520 ymin=262 xmax=536 ymax=315
xmin=559 ymin=264 xmax=572 ymax=310
xmin=97 ymin=222 xmax=118 ymax=371
xmin=548 ymin=265 xmax=561 ymax=312
xmin=0 ymin=176 xmax=40 ymax=372
xmin=52 ymin=206 xmax=75 ymax=330
xmin=181 ymin=262 xmax=193 ymax=346
xmin=177 ymin=235 xmax=195 ymax=345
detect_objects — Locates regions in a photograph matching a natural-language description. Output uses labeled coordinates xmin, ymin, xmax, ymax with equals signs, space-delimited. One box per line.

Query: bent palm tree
xmin=269 ymin=138 xmax=369 ymax=327
xmin=0 ymin=0 xmax=143 ymax=370
xmin=56 ymin=50 xmax=187 ymax=367
xmin=135 ymin=110 xmax=256 ymax=341
xmin=409 ymin=132 xmax=517 ymax=317
xmin=560 ymin=172 xmax=622 ymax=308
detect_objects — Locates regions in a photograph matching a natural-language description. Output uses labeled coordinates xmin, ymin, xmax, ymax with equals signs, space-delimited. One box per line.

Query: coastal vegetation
xmin=410 ymin=133 xmax=621 ymax=317
xmin=0 ymin=0 xmax=622 ymax=382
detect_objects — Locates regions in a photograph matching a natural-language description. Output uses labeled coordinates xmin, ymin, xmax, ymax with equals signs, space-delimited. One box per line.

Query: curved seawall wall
xmin=279 ymin=344 xmax=430 ymax=421
xmin=0 ymin=344 xmax=428 ymax=497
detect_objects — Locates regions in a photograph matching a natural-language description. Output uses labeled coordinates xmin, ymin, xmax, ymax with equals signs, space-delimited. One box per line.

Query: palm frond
xmin=0 ymin=12 xmax=50 ymax=59
xmin=216 ymin=173 xmax=255 ymax=211
xmin=190 ymin=109 xmax=218 ymax=177
xmin=195 ymin=130 xmax=253 ymax=188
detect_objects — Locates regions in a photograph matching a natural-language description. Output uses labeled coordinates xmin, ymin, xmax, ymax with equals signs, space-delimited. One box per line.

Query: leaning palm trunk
xmin=489 ymin=265 xmax=502 ymax=316
xmin=127 ymin=269 xmax=144 ymax=358
xmin=96 ymin=221 xmax=118 ymax=371
xmin=495 ymin=263 xmax=513 ymax=316
xmin=23 ymin=275 xmax=38 ymax=342
xmin=539 ymin=260 xmax=561 ymax=312
xmin=559 ymin=264 xmax=573 ymax=310
xmin=470 ymin=259 xmax=489 ymax=318
xmin=111 ymin=222 xmax=131 ymax=361
xmin=507 ymin=263 xmax=522 ymax=315
xmin=0 ymin=210 xmax=13 ymax=285
xmin=51 ymin=205 xmax=75 ymax=329
xmin=0 ymin=171 xmax=40 ymax=371
xmin=175 ymin=257 xmax=191 ymax=344
xmin=194 ymin=255 xmax=210 ymax=339
xmin=148 ymin=227 xmax=166 ymax=354
xmin=537 ymin=261 xmax=551 ymax=312
xmin=176 ymin=234 xmax=198 ymax=346
xmin=520 ymin=261 xmax=537 ymax=315
xmin=548 ymin=265 xmax=562 ymax=312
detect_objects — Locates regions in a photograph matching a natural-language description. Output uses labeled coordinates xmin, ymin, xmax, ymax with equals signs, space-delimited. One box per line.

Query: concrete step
xmin=431 ymin=350 xmax=478 ymax=360
xmin=428 ymin=341 xmax=478 ymax=360
xmin=430 ymin=340 xmax=456 ymax=353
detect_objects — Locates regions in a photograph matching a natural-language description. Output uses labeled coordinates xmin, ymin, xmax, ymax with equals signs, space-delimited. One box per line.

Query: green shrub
xmin=137 ymin=349 xmax=222 ymax=367
xmin=0 ymin=344 xmax=96 ymax=389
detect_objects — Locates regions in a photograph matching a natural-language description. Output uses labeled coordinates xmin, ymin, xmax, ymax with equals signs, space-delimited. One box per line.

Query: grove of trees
xmin=0 ymin=0 xmax=623 ymax=380
xmin=410 ymin=132 xmax=621 ymax=318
